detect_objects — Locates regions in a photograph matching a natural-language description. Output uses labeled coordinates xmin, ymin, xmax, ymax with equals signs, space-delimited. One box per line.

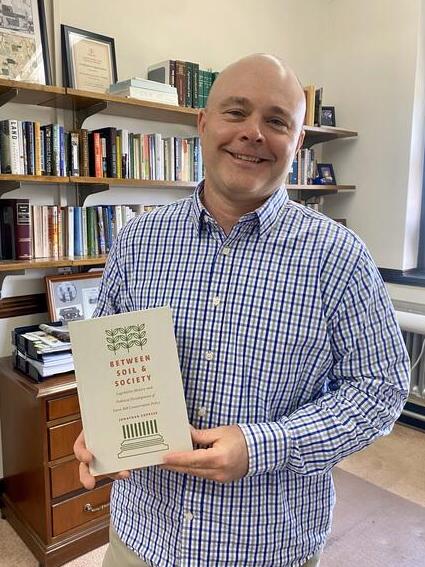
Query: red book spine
xmin=94 ymin=132 xmax=102 ymax=177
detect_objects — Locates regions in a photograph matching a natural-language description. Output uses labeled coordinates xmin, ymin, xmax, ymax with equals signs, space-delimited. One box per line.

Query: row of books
xmin=0 ymin=120 xmax=204 ymax=182
xmin=0 ymin=199 xmax=161 ymax=260
xmin=286 ymin=148 xmax=316 ymax=185
xmin=147 ymin=60 xmax=219 ymax=108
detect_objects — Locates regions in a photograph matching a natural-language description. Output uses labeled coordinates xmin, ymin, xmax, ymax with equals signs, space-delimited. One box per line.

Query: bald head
xmin=206 ymin=54 xmax=306 ymax=131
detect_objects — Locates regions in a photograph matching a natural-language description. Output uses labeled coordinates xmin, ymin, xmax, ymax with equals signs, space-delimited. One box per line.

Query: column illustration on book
xmin=119 ymin=418 xmax=169 ymax=458
xmin=69 ymin=306 xmax=192 ymax=475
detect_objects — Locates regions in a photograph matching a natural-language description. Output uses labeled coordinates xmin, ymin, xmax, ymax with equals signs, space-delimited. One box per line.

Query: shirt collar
xmin=190 ymin=181 xmax=289 ymax=238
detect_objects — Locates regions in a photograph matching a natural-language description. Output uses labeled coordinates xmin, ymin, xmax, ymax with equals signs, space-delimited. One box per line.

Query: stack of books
xmin=109 ymin=78 xmax=178 ymax=106
xmin=12 ymin=323 xmax=74 ymax=382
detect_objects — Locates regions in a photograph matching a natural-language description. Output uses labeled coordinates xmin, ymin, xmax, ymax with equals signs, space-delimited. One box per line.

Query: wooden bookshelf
xmin=0 ymin=255 xmax=107 ymax=272
xmin=0 ymin=78 xmax=65 ymax=107
xmin=303 ymin=125 xmax=357 ymax=146
xmin=288 ymin=184 xmax=355 ymax=192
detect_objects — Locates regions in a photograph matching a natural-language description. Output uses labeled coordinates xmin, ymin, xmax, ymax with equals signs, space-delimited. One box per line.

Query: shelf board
xmin=72 ymin=177 xmax=197 ymax=189
xmin=303 ymin=125 xmax=358 ymax=145
xmin=0 ymin=174 xmax=197 ymax=190
xmin=64 ymin=88 xmax=199 ymax=126
xmin=0 ymin=174 xmax=69 ymax=184
xmin=0 ymin=256 xmax=107 ymax=272
xmin=0 ymin=78 xmax=65 ymax=107
xmin=288 ymin=184 xmax=355 ymax=192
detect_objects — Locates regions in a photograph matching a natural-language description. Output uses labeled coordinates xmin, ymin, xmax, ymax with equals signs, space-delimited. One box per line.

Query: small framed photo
xmin=45 ymin=272 xmax=102 ymax=323
xmin=0 ymin=0 xmax=52 ymax=84
xmin=317 ymin=163 xmax=337 ymax=185
xmin=61 ymin=25 xmax=118 ymax=92
xmin=321 ymin=106 xmax=336 ymax=127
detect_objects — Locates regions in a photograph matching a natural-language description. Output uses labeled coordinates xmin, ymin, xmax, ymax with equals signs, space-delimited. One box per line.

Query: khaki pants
xmin=103 ymin=524 xmax=321 ymax=567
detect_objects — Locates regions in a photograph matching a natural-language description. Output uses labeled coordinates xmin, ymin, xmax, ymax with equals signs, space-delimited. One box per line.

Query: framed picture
xmin=321 ymin=106 xmax=336 ymax=127
xmin=45 ymin=272 xmax=103 ymax=323
xmin=0 ymin=0 xmax=52 ymax=84
xmin=317 ymin=163 xmax=337 ymax=185
xmin=61 ymin=24 xmax=117 ymax=92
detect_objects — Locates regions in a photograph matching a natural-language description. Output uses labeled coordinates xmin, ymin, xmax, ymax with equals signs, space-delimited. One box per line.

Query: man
xmin=74 ymin=54 xmax=410 ymax=567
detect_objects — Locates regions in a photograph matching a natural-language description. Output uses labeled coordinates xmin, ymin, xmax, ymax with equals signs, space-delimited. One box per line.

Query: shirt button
xmin=197 ymin=406 xmax=207 ymax=417
xmin=212 ymin=296 xmax=221 ymax=306
xmin=184 ymin=511 xmax=194 ymax=521
xmin=222 ymin=247 xmax=231 ymax=256
xmin=205 ymin=351 xmax=214 ymax=361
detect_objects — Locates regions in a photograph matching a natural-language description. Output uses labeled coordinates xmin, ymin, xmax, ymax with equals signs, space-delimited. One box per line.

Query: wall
xmin=314 ymin=0 xmax=424 ymax=270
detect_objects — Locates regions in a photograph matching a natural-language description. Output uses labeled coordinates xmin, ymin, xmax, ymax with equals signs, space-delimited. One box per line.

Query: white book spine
xmin=9 ymin=120 xmax=21 ymax=174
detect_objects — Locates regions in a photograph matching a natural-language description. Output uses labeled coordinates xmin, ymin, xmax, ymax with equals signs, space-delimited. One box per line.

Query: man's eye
xmin=269 ymin=118 xmax=287 ymax=128
xmin=225 ymin=109 xmax=244 ymax=117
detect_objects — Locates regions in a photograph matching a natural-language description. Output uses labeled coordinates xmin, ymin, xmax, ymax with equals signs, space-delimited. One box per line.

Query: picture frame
xmin=0 ymin=0 xmax=52 ymax=84
xmin=45 ymin=272 xmax=103 ymax=323
xmin=317 ymin=163 xmax=337 ymax=185
xmin=61 ymin=24 xmax=118 ymax=92
xmin=321 ymin=106 xmax=336 ymax=127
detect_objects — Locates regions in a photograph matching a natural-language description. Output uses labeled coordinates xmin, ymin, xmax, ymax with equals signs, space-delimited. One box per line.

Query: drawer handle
xmin=83 ymin=502 xmax=110 ymax=514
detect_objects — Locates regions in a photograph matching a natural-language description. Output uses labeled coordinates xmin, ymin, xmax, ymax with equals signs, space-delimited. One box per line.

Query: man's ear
xmin=198 ymin=109 xmax=207 ymax=137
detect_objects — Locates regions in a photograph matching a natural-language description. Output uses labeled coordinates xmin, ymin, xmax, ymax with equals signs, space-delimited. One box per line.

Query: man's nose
xmin=239 ymin=116 xmax=265 ymax=143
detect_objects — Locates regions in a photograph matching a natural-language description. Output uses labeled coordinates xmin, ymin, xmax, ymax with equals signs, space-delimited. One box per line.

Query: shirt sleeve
xmin=92 ymin=234 xmax=124 ymax=318
xmin=238 ymin=246 xmax=410 ymax=477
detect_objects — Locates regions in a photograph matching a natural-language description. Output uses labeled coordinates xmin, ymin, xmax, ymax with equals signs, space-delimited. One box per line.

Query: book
xmin=68 ymin=306 xmax=192 ymax=475
xmin=0 ymin=198 xmax=32 ymax=260
xmin=109 ymin=77 xmax=177 ymax=94
xmin=110 ymin=86 xmax=178 ymax=106
xmin=303 ymin=85 xmax=316 ymax=127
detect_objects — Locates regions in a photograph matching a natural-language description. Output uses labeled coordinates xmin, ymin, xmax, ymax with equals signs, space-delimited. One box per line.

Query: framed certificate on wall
xmin=61 ymin=24 xmax=117 ymax=92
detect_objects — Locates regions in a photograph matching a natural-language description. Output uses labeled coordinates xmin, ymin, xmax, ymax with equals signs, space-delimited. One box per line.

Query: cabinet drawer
xmin=47 ymin=394 xmax=79 ymax=421
xmin=52 ymin=483 xmax=111 ymax=536
xmin=48 ymin=419 xmax=82 ymax=461
xmin=50 ymin=459 xmax=82 ymax=498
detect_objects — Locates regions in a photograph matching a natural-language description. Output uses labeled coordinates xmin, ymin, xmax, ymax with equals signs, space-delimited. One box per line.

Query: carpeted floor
xmin=321 ymin=468 xmax=425 ymax=566
xmin=0 ymin=424 xmax=424 ymax=566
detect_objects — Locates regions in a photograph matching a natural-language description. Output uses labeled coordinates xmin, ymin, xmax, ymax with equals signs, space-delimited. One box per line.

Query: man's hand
xmin=162 ymin=425 xmax=249 ymax=483
xmin=73 ymin=430 xmax=130 ymax=490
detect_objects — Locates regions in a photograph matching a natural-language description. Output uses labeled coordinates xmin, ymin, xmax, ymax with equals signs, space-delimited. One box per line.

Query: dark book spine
xmin=44 ymin=125 xmax=53 ymax=176
xmin=25 ymin=121 xmax=35 ymax=175
xmin=192 ymin=63 xmax=199 ymax=108
xmin=59 ymin=126 xmax=65 ymax=176
xmin=80 ymin=129 xmax=89 ymax=177
xmin=40 ymin=128 xmax=45 ymax=175
xmin=51 ymin=124 xmax=60 ymax=176
xmin=175 ymin=60 xmax=186 ymax=107
xmin=185 ymin=62 xmax=193 ymax=108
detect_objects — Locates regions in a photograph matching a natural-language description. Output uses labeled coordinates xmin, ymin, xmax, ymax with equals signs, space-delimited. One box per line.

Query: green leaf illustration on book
xmin=105 ymin=324 xmax=148 ymax=353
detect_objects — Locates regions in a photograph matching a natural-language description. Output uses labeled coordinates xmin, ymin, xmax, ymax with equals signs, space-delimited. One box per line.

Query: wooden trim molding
xmin=0 ymin=293 xmax=47 ymax=319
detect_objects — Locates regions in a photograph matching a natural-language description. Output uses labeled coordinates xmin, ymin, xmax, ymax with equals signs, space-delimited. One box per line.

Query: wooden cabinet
xmin=0 ymin=358 xmax=111 ymax=567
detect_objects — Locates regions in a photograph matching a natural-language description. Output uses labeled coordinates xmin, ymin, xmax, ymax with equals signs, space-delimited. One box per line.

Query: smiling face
xmin=198 ymin=55 xmax=305 ymax=206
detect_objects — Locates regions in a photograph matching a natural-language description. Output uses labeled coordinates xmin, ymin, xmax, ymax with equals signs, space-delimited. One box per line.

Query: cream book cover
xmin=69 ymin=306 xmax=192 ymax=475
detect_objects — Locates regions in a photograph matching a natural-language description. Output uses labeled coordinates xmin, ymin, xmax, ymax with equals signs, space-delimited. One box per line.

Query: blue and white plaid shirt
xmin=95 ymin=183 xmax=409 ymax=567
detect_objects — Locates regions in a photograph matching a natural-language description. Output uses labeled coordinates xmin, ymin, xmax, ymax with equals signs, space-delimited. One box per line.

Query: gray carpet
xmin=321 ymin=468 xmax=425 ymax=566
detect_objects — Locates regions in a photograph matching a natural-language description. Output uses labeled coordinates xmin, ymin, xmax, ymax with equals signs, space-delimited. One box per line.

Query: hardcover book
xmin=69 ymin=306 xmax=192 ymax=475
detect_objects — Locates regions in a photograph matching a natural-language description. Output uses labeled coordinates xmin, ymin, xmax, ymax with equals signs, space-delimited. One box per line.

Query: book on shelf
xmin=0 ymin=198 xmax=32 ymax=260
xmin=110 ymin=86 xmax=178 ymax=106
xmin=109 ymin=77 xmax=178 ymax=94
xmin=68 ymin=306 xmax=192 ymax=475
